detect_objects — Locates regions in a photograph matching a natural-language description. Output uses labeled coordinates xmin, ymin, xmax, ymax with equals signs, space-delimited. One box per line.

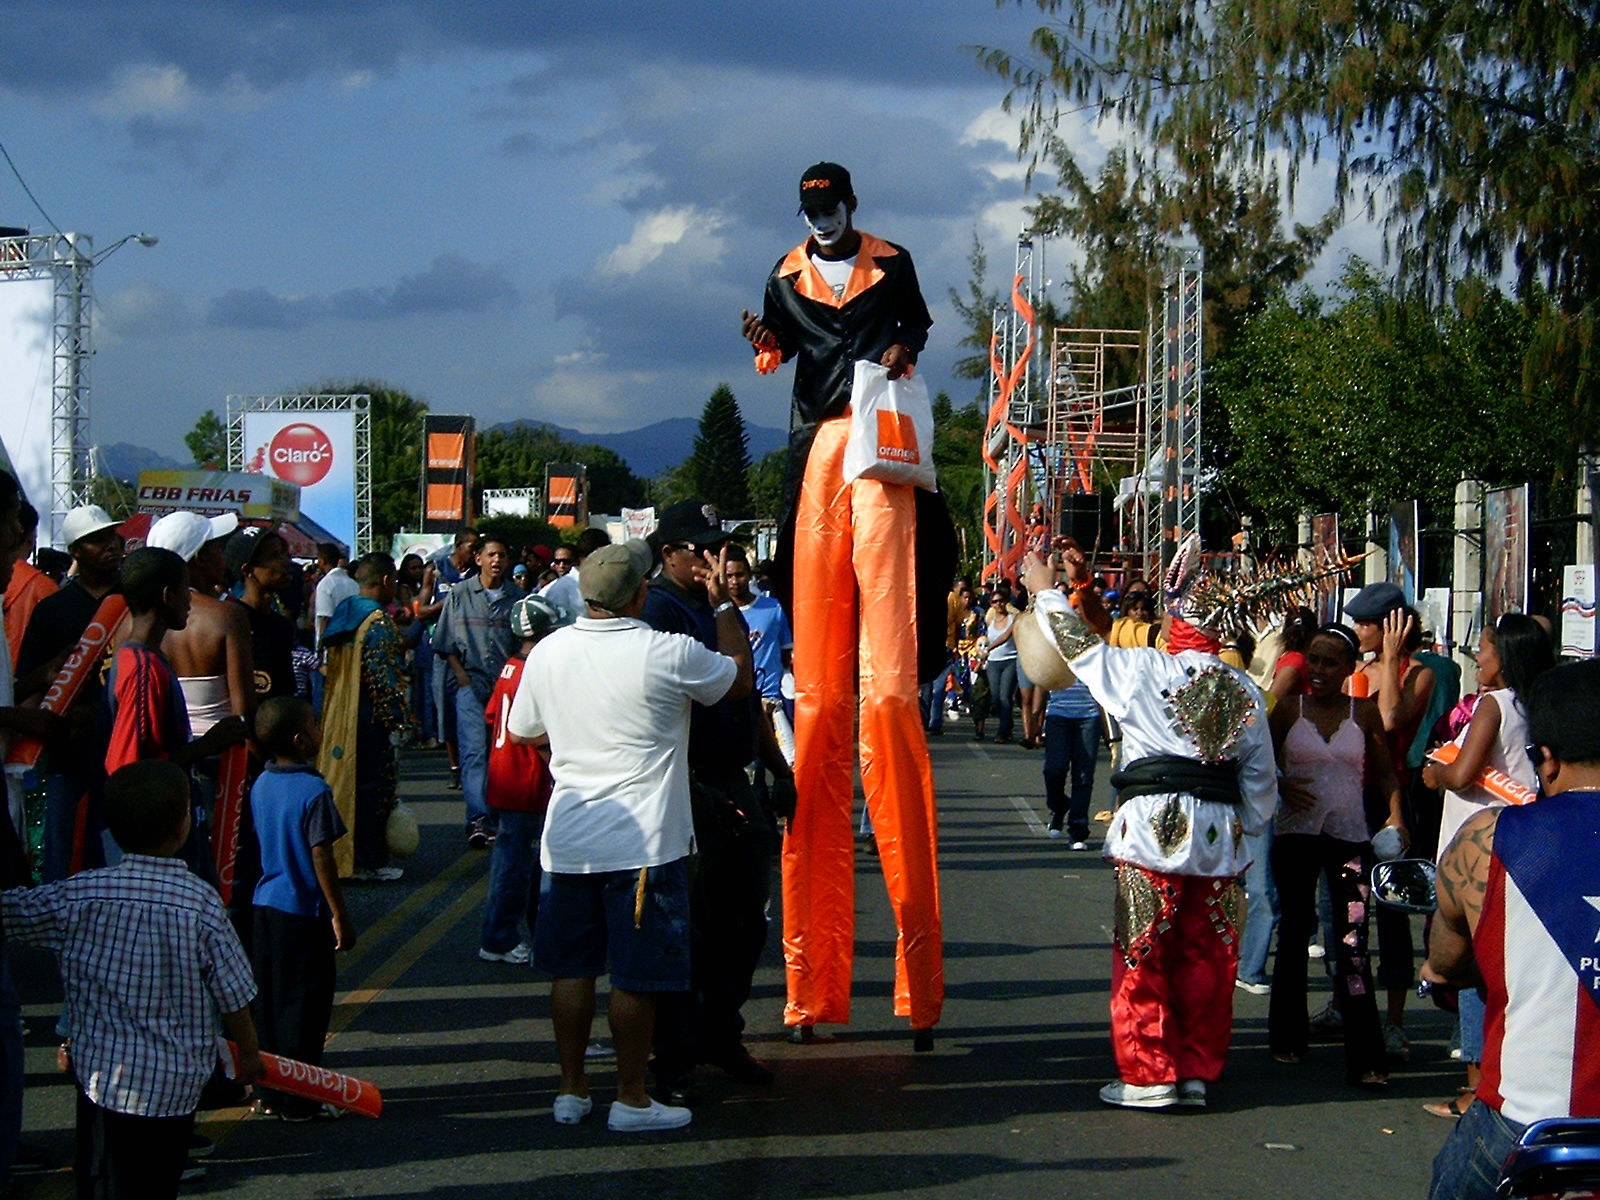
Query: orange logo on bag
xmin=876 ymin=410 xmax=920 ymax=464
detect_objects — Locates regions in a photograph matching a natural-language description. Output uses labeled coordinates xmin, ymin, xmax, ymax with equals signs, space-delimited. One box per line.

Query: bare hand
xmin=699 ymin=545 xmax=733 ymax=606
xmin=1055 ymin=537 xmax=1090 ymax=587
xmin=1381 ymin=609 xmax=1414 ymax=663
xmin=1020 ymin=551 xmax=1056 ymax=598
xmin=333 ymin=914 xmax=355 ymax=953
xmin=881 ymin=344 xmax=915 ymax=380
xmin=1421 ymin=762 xmax=1442 ymax=791
xmin=741 ymin=309 xmax=776 ymax=350
xmin=197 ymin=715 xmax=249 ymax=757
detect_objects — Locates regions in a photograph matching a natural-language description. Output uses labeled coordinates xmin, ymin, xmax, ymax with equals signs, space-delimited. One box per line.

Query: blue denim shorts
xmin=533 ymin=858 xmax=691 ymax=992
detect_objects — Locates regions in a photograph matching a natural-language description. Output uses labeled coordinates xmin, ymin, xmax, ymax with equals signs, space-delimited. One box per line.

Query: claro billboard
xmin=241 ymin=410 xmax=356 ymax=552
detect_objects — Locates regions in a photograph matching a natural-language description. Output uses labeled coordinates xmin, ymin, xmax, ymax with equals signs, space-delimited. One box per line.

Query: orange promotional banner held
xmin=222 ymin=1041 xmax=383 ymax=1118
xmin=5 ymin=594 xmax=128 ymax=770
xmin=212 ymin=744 xmax=250 ymax=905
xmin=1426 ymin=743 xmax=1538 ymax=807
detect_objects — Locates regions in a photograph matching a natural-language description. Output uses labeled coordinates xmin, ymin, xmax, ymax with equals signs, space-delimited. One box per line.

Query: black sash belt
xmin=1110 ymin=754 xmax=1242 ymax=806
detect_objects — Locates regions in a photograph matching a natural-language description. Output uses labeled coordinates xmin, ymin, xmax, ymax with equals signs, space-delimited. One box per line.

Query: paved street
xmin=15 ymin=729 xmax=1459 ymax=1199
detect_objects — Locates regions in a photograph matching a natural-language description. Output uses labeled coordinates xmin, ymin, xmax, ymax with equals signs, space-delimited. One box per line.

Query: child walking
xmin=249 ymin=695 xmax=355 ymax=1120
xmin=1 ymin=760 xmax=262 ymax=1199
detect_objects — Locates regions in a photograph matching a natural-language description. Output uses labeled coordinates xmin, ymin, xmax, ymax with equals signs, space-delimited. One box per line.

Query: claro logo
xmin=266 ymin=423 xmax=334 ymax=487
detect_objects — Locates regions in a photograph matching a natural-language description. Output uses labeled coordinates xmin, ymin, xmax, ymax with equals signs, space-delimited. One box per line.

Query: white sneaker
xmin=608 ymin=1098 xmax=692 ymax=1132
xmin=1307 ymin=942 xmax=1326 ymax=959
xmin=1098 ymin=1079 xmax=1178 ymax=1109
xmin=1235 ymin=978 xmax=1271 ymax=996
xmin=1177 ymin=1079 xmax=1207 ymax=1107
xmin=552 ymin=1094 xmax=592 ymax=1125
xmin=1070 ymin=840 xmax=1090 ymax=852
xmin=478 ymin=942 xmax=531 ymax=964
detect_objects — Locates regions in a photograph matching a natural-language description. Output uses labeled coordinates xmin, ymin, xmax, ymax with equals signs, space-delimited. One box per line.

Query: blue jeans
xmin=454 ymin=685 xmax=491 ymax=828
xmin=920 ymin=658 xmax=955 ymax=731
xmin=987 ymin=658 xmax=1019 ymax=740
xmin=1042 ymin=714 xmax=1098 ymax=839
xmin=1429 ymin=1099 xmax=1523 ymax=1200
xmin=1237 ymin=825 xmax=1279 ymax=985
xmin=1460 ymin=986 xmax=1487 ymax=1063
xmin=480 ymin=809 xmax=543 ymax=954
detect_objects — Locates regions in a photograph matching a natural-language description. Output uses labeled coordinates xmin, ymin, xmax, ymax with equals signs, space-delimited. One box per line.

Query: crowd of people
xmin=0 ymin=158 xmax=1595 ymax=1200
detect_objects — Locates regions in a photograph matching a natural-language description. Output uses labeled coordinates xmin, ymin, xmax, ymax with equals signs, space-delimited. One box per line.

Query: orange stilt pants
xmin=782 ymin=415 xmax=944 ymax=1029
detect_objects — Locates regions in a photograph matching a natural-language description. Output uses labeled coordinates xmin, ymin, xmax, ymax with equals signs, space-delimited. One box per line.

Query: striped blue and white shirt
xmin=3 ymin=854 xmax=257 ymax=1117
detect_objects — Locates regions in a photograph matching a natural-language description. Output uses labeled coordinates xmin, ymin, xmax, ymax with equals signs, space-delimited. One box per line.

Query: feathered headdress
xmin=1165 ymin=533 xmax=1366 ymax=651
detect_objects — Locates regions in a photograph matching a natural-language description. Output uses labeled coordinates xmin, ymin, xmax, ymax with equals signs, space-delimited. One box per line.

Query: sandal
xmin=1422 ymin=1092 xmax=1473 ymax=1119
xmin=1272 ymin=1052 xmax=1303 ymax=1064
xmin=1350 ymin=1072 xmax=1390 ymax=1091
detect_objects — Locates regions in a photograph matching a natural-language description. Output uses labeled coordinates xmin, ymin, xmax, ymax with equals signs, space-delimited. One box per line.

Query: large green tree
xmin=1215 ymin=261 xmax=1572 ymax=533
xmin=686 ymin=384 xmax=753 ymax=517
xmin=984 ymin=0 xmax=1600 ymax=426
xmin=475 ymin=423 xmax=648 ymax=518
xmin=183 ymin=409 xmax=227 ymax=469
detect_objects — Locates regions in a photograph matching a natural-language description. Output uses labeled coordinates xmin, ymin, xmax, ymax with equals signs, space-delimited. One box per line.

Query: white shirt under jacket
xmin=1030 ymin=588 xmax=1278 ymax=877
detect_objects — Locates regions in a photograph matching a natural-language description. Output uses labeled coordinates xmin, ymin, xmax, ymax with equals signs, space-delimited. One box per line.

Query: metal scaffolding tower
xmin=0 ymin=231 xmax=94 ymax=547
xmin=1042 ymin=324 xmax=1145 ymax=539
xmin=1141 ymin=248 xmax=1204 ymax=579
xmin=981 ymin=235 xmax=1043 ymax=582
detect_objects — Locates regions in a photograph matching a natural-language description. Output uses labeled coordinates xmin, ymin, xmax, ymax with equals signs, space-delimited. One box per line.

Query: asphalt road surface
xmin=14 ymin=727 xmax=1461 ymax=1199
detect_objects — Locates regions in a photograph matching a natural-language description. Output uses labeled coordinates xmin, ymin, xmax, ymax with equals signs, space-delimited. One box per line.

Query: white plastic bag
xmin=842 ymin=360 xmax=937 ymax=490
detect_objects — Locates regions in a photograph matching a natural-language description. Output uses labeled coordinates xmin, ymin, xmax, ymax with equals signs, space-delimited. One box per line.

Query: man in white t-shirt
xmin=312 ymin=543 xmax=359 ymax=650
xmin=508 ymin=538 xmax=752 ymax=1134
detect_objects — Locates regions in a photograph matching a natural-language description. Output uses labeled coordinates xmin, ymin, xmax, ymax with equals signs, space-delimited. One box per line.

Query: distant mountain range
xmin=488 ymin=417 xmax=788 ymax=478
xmin=93 ymin=417 xmax=789 ymax=484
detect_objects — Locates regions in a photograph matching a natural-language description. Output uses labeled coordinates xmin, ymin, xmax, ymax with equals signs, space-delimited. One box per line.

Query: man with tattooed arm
xmin=1423 ymin=659 xmax=1600 ymax=1200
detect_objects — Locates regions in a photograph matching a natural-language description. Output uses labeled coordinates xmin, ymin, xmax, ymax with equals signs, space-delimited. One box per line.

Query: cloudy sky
xmin=0 ymin=1 xmax=1378 ymax=464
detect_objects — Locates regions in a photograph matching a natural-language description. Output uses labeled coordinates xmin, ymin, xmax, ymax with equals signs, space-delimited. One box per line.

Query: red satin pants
xmin=782 ymin=415 xmax=944 ymax=1029
xmin=1110 ymin=864 xmax=1240 ymax=1085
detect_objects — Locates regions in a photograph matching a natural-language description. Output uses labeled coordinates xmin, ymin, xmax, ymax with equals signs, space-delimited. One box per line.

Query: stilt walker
xmin=743 ymin=163 xmax=957 ymax=1045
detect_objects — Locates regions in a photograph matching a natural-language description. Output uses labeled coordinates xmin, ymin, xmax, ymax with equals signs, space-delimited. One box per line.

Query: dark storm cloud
xmin=1 ymin=1 xmax=1038 ymax=96
xmin=208 ymin=254 xmax=518 ymax=329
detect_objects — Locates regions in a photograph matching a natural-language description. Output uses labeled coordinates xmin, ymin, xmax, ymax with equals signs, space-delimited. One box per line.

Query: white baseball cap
xmin=61 ymin=504 xmax=121 ymax=548
xmin=147 ymin=511 xmax=240 ymax=562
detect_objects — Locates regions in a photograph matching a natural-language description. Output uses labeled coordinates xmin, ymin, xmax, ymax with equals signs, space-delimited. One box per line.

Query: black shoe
xmin=789 ymin=1024 xmax=815 ymax=1045
xmin=927 ymin=726 xmax=943 ymax=737
xmin=188 ymin=1134 xmax=215 ymax=1159
xmin=706 ymin=1046 xmax=775 ymax=1085
xmin=913 ymin=1028 xmax=935 ymax=1053
xmin=1047 ymin=815 xmax=1065 ymax=836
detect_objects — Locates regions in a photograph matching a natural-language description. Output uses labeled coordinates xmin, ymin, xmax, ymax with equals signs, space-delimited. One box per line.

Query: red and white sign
xmin=241 ymin=409 xmax=356 ymax=552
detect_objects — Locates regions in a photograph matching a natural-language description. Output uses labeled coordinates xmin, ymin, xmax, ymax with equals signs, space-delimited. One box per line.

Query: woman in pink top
xmin=1267 ymin=623 xmax=1404 ymax=1086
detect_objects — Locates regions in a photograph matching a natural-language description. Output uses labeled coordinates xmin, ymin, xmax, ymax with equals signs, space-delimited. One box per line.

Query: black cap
xmin=1344 ymin=581 xmax=1406 ymax=622
xmin=654 ymin=499 xmax=727 ymax=548
xmin=798 ymin=162 xmax=853 ymax=215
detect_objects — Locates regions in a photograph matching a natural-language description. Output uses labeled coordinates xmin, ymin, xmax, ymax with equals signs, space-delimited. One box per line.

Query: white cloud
xmin=96 ymin=64 xmax=197 ymax=117
xmin=598 ymin=206 xmax=726 ymax=277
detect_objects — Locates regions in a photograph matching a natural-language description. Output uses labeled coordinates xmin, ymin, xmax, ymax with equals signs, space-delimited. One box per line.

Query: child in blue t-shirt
xmin=249 ymin=696 xmax=353 ymax=1120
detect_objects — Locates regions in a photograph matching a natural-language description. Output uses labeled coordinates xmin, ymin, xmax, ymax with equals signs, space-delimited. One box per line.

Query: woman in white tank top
xmin=1267 ymin=624 xmax=1405 ymax=1087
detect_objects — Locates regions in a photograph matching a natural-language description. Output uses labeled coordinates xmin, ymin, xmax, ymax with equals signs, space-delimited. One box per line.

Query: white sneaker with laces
xmin=478 ymin=942 xmax=531 ymax=964
xmin=1098 ymin=1079 xmax=1178 ymax=1109
xmin=608 ymin=1098 xmax=692 ymax=1132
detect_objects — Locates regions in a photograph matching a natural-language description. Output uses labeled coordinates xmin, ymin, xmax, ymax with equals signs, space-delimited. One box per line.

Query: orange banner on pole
xmin=222 ymin=1041 xmax=383 ymax=1118
xmin=5 ymin=594 xmax=128 ymax=770
xmin=1426 ymin=742 xmax=1538 ymax=807
xmin=212 ymin=744 xmax=250 ymax=905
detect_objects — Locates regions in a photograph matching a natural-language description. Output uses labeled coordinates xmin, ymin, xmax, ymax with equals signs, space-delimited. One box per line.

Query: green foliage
xmin=948 ymin=234 xmax=1003 ymax=404
xmin=1214 ymin=261 xmax=1574 ymax=532
xmin=930 ymin=390 xmax=989 ymax=578
xmin=476 ymin=423 xmax=648 ymax=517
xmin=475 ymin=514 xmax=567 ymax=556
xmin=984 ymin=0 xmax=1600 ymax=423
xmin=183 ymin=409 xmax=227 ymax=469
xmin=747 ymin=446 xmax=788 ymax=521
xmin=685 ymin=384 xmax=753 ymax=516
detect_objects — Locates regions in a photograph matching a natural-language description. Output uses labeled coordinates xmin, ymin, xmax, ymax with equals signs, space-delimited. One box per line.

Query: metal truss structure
xmin=0 ymin=231 xmax=94 ymax=546
xmin=1140 ymin=249 xmax=1204 ymax=580
xmin=1041 ymin=324 xmax=1145 ymax=542
xmin=226 ymin=393 xmax=372 ymax=553
xmin=981 ymin=236 xmax=1044 ymax=583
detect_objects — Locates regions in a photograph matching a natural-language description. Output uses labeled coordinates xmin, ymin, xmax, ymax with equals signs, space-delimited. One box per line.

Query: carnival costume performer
xmin=743 ymin=162 xmax=957 ymax=1044
xmin=1018 ymin=539 xmax=1282 ymax=1109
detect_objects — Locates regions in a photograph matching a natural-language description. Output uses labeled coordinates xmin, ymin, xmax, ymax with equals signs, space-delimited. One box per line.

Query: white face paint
xmin=804 ymin=202 xmax=850 ymax=249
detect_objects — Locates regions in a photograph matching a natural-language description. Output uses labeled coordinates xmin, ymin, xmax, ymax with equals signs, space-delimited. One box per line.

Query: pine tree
xmin=687 ymin=384 xmax=752 ymax=517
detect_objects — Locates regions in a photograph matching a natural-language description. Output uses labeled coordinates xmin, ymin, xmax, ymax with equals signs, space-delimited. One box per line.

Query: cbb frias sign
xmin=137 ymin=470 xmax=300 ymax=523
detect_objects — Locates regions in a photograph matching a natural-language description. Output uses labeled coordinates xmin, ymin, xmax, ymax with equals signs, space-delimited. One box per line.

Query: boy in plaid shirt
xmin=2 ymin=760 xmax=262 ymax=1199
